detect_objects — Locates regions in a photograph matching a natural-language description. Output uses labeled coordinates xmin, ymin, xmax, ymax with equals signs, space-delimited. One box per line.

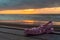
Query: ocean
xmin=0 ymin=14 xmax=60 ymax=22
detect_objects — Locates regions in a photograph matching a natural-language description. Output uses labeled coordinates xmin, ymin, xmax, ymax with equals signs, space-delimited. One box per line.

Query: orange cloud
xmin=37 ymin=7 xmax=60 ymax=14
xmin=0 ymin=7 xmax=60 ymax=14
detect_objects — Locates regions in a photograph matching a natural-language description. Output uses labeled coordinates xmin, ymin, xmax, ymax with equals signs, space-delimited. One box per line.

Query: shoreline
xmin=0 ymin=20 xmax=59 ymax=31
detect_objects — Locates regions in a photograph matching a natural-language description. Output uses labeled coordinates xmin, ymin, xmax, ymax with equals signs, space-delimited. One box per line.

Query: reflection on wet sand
xmin=0 ymin=20 xmax=60 ymax=25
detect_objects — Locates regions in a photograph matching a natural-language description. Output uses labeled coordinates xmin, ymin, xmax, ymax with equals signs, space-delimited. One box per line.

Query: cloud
xmin=0 ymin=0 xmax=60 ymax=10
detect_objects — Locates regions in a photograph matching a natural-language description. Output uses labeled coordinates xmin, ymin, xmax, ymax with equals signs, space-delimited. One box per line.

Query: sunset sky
xmin=0 ymin=0 xmax=60 ymax=14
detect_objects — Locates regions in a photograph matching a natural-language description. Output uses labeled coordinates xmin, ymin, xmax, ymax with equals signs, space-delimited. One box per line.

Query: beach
xmin=0 ymin=14 xmax=60 ymax=40
xmin=0 ymin=25 xmax=60 ymax=40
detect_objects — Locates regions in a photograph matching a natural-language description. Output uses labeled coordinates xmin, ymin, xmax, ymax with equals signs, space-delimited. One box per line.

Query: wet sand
xmin=0 ymin=21 xmax=60 ymax=40
xmin=0 ymin=26 xmax=60 ymax=40
xmin=0 ymin=22 xmax=60 ymax=31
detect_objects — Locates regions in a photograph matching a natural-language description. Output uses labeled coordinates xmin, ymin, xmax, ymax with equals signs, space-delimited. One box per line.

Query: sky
xmin=0 ymin=0 xmax=60 ymax=14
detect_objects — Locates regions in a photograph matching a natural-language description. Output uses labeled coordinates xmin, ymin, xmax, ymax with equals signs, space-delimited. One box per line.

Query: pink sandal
xmin=24 ymin=21 xmax=54 ymax=35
